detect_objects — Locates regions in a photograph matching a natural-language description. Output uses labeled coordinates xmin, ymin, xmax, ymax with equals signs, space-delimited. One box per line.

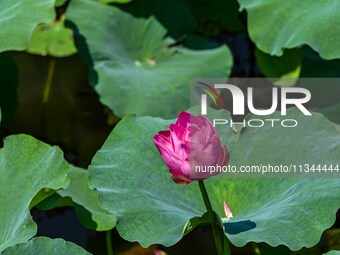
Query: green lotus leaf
xmin=238 ymin=0 xmax=340 ymax=59
xmin=0 ymin=0 xmax=55 ymax=52
xmin=35 ymin=166 xmax=116 ymax=230
xmin=88 ymin=107 xmax=340 ymax=250
xmin=0 ymin=135 xmax=71 ymax=252
xmin=66 ymin=0 xmax=233 ymax=118
xmin=57 ymin=166 xmax=116 ymax=231
xmin=1 ymin=237 xmax=91 ymax=255
xmin=28 ymin=17 xmax=77 ymax=57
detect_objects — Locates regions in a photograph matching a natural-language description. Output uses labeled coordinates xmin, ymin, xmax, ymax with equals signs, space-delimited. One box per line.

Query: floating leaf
xmin=89 ymin=115 xmax=202 ymax=247
xmin=88 ymin=108 xmax=340 ymax=250
xmin=35 ymin=166 xmax=116 ymax=230
xmin=238 ymin=0 xmax=340 ymax=59
xmin=0 ymin=135 xmax=71 ymax=252
xmin=66 ymin=0 xmax=232 ymax=118
xmin=28 ymin=16 xmax=77 ymax=57
xmin=0 ymin=0 xmax=55 ymax=52
xmin=57 ymin=166 xmax=117 ymax=231
xmin=1 ymin=237 xmax=91 ymax=255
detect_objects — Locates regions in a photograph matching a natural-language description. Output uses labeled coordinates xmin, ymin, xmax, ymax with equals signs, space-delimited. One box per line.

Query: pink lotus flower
xmin=153 ymin=111 xmax=229 ymax=184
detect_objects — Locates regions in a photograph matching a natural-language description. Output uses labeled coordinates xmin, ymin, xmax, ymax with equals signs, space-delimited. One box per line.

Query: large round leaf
xmin=238 ymin=0 xmax=340 ymax=60
xmin=66 ymin=0 xmax=233 ymax=118
xmin=0 ymin=0 xmax=55 ymax=52
xmin=1 ymin=237 xmax=91 ymax=255
xmin=57 ymin=166 xmax=117 ymax=231
xmin=0 ymin=135 xmax=71 ymax=252
xmin=324 ymin=252 xmax=340 ymax=255
xmin=88 ymin=108 xmax=340 ymax=250
xmin=89 ymin=115 xmax=204 ymax=246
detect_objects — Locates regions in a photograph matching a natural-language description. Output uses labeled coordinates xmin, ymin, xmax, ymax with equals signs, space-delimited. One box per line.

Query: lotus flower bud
xmin=153 ymin=111 xmax=229 ymax=184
